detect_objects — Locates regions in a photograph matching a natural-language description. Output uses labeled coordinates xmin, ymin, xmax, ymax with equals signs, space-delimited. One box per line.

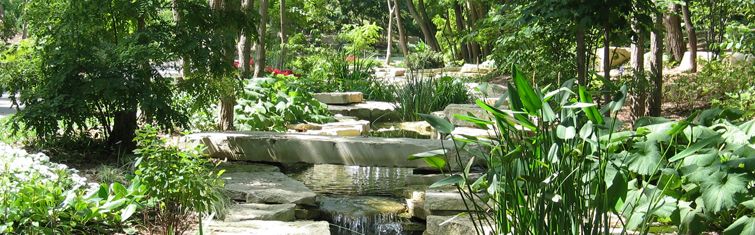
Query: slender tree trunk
xmin=465 ymin=1 xmax=481 ymax=63
xmin=631 ymin=17 xmax=647 ymax=119
xmin=0 ymin=3 xmax=5 ymax=27
xmin=253 ymin=0 xmax=268 ymax=77
xmin=453 ymin=2 xmax=470 ymax=62
xmin=576 ymin=22 xmax=587 ymax=85
xmin=416 ymin=0 xmax=439 ymax=50
xmin=385 ymin=0 xmax=394 ymax=65
xmin=238 ymin=0 xmax=252 ymax=75
xmin=681 ymin=1 xmax=697 ymax=72
xmin=277 ymin=0 xmax=286 ymax=68
xmin=211 ymin=0 xmax=236 ymax=131
xmin=393 ymin=0 xmax=409 ymax=57
xmin=172 ymin=0 xmax=189 ymax=82
xmin=663 ymin=4 xmax=685 ymax=61
xmin=649 ymin=8 xmax=664 ymax=116
xmin=603 ymin=20 xmax=611 ymax=80
xmin=404 ymin=0 xmax=440 ymax=51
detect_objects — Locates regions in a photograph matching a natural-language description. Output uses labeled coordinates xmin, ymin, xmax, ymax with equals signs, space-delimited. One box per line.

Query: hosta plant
xmin=235 ymin=74 xmax=333 ymax=131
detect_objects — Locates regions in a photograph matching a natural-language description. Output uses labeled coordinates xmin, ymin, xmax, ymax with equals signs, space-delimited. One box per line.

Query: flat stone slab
xmin=313 ymin=92 xmax=364 ymax=104
xmin=443 ymin=104 xmax=492 ymax=127
xmin=327 ymin=101 xmax=400 ymax=122
xmin=206 ymin=220 xmax=330 ymax=235
xmin=425 ymin=215 xmax=493 ymax=235
xmin=225 ymin=203 xmax=296 ymax=222
xmin=218 ymin=162 xmax=281 ymax=174
xmin=424 ymin=189 xmax=489 ymax=212
xmin=189 ymin=132 xmax=461 ymax=168
xmin=223 ymin=171 xmax=317 ymax=206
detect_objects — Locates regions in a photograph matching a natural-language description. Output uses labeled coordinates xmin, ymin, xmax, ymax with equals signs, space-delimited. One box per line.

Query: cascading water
xmin=329 ymin=212 xmax=405 ymax=235
xmin=291 ymin=164 xmax=421 ymax=235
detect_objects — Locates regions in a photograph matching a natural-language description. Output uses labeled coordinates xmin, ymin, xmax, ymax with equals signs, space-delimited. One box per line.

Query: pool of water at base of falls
xmin=289 ymin=164 xmax=420 ymax=235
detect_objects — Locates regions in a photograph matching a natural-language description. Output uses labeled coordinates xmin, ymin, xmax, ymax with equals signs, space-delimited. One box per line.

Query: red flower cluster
xmin=265 ymin=67 xmax=300 ymax=77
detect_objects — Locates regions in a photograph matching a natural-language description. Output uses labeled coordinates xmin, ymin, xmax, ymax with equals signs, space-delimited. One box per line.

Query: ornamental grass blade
xmin=512 ymin=65 xmax=542 ymax=114
xmin=578 ymin=85 xmax=604 ymax=125
xmin=419 ymin=113 xmax=454 ymax=134
xmin=430 ymin=175 xmax=464 ymax=188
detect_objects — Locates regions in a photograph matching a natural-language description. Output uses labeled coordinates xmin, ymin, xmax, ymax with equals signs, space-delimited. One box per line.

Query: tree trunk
xmin=404 ymin=0 xmax=440 ymax=52
xmin=576 ymin=22 xmax=587 ymax=85
xmin=1 ymin=3 xmax=5 ymax=27
xmin=663 ymin=4 xmax=685 ymax=61
xmin=385 ymin=0 xmax=394 ymax=65
xmin=631 ymin=18 xmax=647 ymax=119
xmin=393 ymin=0 xmax=409 ymax=57
xmin=277 ymin=0 xmax=286 ymax=68
xmin=453 ymin=2 xmax=470 ymax=62
xmin=603 ymin=21 xmax=611 ymax=80
xmin=238 ymin=0 xmax=252 ymax=76
xmin=110 ymin=109 xmax=137 ymax=151
xmin=681 ymin=1 xmax=697 ymax=72
xmin=211 ymin=0 xmax=236 ymax=131
xmin=465 ymin=1 xmax=481 ymax=63
xmin=416 ymin=0 xmax=439 ymax=49
xmin=253 ymin=0 xmax=269 ymax=77
xmin=649 ymin=9 xmax=664 ymax=117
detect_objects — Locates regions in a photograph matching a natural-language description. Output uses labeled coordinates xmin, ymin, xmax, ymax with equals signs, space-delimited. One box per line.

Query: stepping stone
xmin=223 ymin=171 xmax=317 ymax=206
xmin=313 ymin=92 xmax=364 ymax=105
xmin=327 ymin=101 xmax=400 ymax=122
xmin=225 ymin=203 xmax=296 ymax=222
xmin=206 ymin=220 xmax=330 ymax=235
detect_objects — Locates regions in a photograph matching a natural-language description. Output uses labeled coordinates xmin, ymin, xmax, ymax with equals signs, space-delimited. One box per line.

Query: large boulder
xmin=319 ymin=196 xmax=409 ymax=235
xmin=595 ymin=47 xmax=631 ymax=71
xmin=678 ymin=51 xmax=717 ymax=72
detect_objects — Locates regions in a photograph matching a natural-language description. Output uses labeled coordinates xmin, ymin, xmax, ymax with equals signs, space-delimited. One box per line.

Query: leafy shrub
xmin=665 ymin=60 xmax=755 ymax=111
xmin=339 ymin=21 xmax=382 ymax=55
xmin=713 ymin=86 xmax=755 ymax=120
xmin=395 ymin=76 xmax=470 ymax=121
xmin=405 ymin=50 xmax=445 ymax=70
xmin=236 ymin=75 xmax=333 ymax=132
xmin=132 ymin=126 xmax=226 ymax=234
xmin=0 ymin=144 xmax=145 ymax=234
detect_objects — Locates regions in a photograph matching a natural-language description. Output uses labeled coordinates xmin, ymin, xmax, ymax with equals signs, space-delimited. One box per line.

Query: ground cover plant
xmin=235 ymin=74 xmax=333 ymax=131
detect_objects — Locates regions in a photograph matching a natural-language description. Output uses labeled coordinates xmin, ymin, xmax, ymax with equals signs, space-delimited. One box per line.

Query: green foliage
xmin=236 ymin=75 xmax=333 ymax=132
xmin=414 ymin=69 xmax=621 ymax=234
xmin=395 ymin=76 xmax=470 ymax=121
xmin=665 ymin=60 xmax=755 ymax=117
xmin=414 ymin=66 xmax=755 ymax=234
xmin=339 ymin=21 xmax=382 ymax=55
xmin=132 ymin=125 xmax=226 ymax=234
xmin=405 ymin=50 xmax=445 ymax=70
xmin=714 ymin=86 xmax=755 ymax=119
xmin=1 ymin=1 xmax=184 ymax=143
xmin=0 ymin=145 xmax=145 ymax=234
